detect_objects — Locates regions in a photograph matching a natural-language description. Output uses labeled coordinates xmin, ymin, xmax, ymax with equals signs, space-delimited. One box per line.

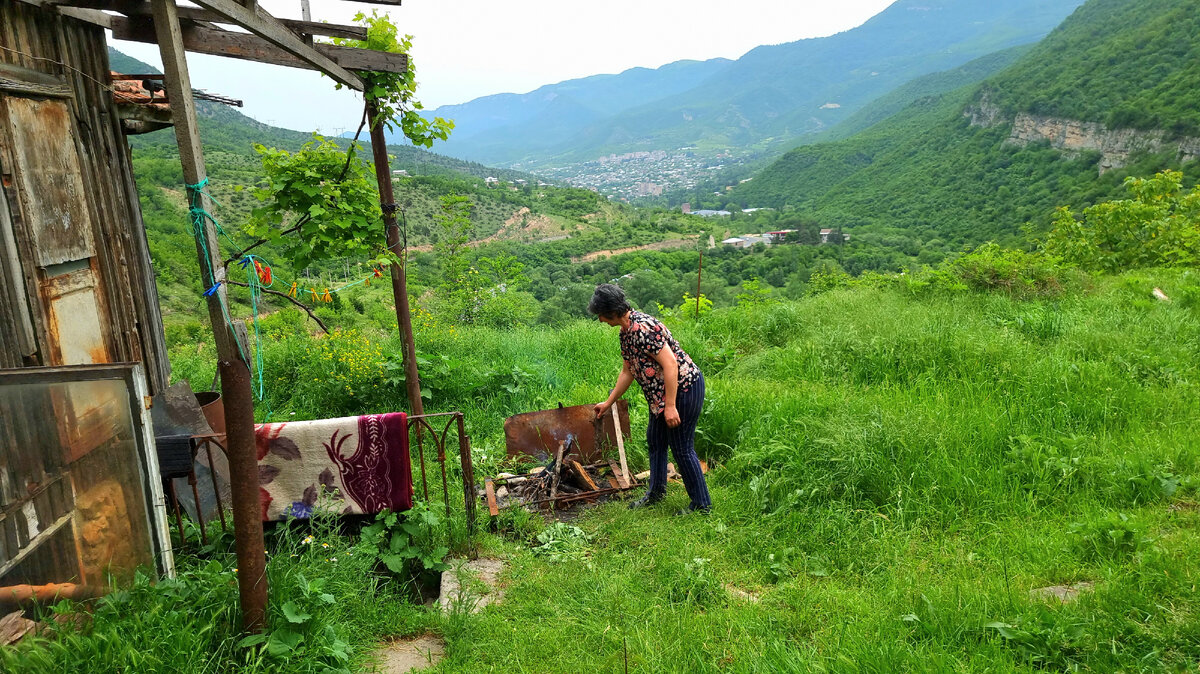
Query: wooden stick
xmin=549 ymin=440 xmax=565 ymax=502
xmin=611 ymin=405 xmax=630 ymax=486
xmin=608 ymin=460 xmax=631 ymax=489
xmin=225 ymin=280 xmax=328 ymax=334
xmin=484 ymin=479 xmax=499 ymax=517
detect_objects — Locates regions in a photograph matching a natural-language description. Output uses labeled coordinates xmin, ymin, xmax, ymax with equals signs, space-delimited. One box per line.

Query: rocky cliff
xmin=965 ymin=95 xmax=1200 ymax=173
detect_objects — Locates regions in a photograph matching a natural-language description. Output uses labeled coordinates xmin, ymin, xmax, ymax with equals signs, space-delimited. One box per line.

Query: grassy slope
xmin=124 ymin=268 xmax=1200 ymax=672
xmin=433 ymin=272 xmax=1200 ymax=671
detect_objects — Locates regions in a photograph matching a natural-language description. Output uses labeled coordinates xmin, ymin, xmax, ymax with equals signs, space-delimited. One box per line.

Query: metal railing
xmin=406 ymin=412 xmax=477 ymax=553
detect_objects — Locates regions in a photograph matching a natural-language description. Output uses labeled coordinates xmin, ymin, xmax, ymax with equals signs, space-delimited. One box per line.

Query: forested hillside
xmin=725 ymin=0 xmax=1200 ymax=247
xmin=983 ymin=0 xmax=1200 ymax=136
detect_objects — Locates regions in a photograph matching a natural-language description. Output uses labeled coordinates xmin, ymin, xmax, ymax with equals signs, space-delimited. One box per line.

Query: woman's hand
xmin=595 ymin=401 xmax=612 ymax=418
xmin=663 ymin=404 xmax=681 ymax=428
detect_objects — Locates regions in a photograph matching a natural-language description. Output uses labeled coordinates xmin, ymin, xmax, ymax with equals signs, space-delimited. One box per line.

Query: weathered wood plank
xmin=110 ymin=16 xmax=407 ymax=74
xmin=607 ymin=460 xmax=631 ymax=489
xmin=569 ymin=459 xmax=600 ymax=492
xmin=484 ymin=479 xmax=499 ymax=517
xmin=59 ymin=0 xmax=368 ymax=39
xmin=0 ymin=62 xmax=64 ymax=87
xmin=2 ymin=97 xmax=97 ymax=267
xmin=610 ymin=405 xmax=631 ymax=488
xmin=188 ymin=0 xmax=361 ymax=90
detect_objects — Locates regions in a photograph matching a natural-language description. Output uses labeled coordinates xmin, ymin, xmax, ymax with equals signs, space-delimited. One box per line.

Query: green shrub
xmin=1046 ymin=170 xmax=1200 ymax=271
xmin=945 ymin=243 xmax=1065 ymax=296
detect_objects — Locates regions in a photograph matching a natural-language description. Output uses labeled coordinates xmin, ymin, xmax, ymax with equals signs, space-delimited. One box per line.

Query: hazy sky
xmin=111 ymin=0 xmax=896 ymax=134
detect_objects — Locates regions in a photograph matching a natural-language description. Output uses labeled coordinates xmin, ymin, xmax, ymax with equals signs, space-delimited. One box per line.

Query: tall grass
xmin=13 ymin=268 xmax=1198 ymax=672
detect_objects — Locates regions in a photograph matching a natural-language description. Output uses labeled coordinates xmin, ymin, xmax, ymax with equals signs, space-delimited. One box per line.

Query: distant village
xmin=678 ymin=203 xmax=851 ymax=247
xmin=718 ymin=229 xmax=851 ymax=248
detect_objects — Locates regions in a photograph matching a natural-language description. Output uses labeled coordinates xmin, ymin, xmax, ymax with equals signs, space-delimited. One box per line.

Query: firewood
xmin=569 ymin=459 xmax=600 ymax=491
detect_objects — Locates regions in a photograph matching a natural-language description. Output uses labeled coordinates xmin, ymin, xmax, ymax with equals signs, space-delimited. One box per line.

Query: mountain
xmin=412 ymin=0 xmax=1087 ymax=169
xmin=726 ymin=0 xmax=1200 ymax=247
xmin=814 ymin=44 xmax=1033 ymax=143
xmin=427 ymin=58 xmax=730 ymax=161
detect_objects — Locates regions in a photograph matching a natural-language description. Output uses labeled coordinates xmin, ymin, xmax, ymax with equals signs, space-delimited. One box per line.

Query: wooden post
xmin=366 ymin=102 xmax=424 ymax=415
xmin=695 ymin=251 xmax=703 ymax=319
xmin=151 ymin=0 xmax=267 ymax=632
xmin=611 ymin=405 xmax=630 ymax=487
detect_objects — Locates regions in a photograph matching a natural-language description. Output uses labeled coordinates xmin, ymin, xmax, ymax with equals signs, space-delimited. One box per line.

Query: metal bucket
xmin=195 ymin=391 xmax=226 ymax=436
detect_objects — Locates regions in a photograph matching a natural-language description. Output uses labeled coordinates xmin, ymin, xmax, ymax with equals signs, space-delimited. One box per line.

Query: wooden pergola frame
xmin=18 ymin=0 xmax=421 ymax=633
xmin=41 ymin=0 xmax=409 ymax=81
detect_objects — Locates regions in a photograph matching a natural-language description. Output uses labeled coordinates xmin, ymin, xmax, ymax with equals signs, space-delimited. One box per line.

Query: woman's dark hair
xmin=588 ymin=283 xmax=631 ymax=318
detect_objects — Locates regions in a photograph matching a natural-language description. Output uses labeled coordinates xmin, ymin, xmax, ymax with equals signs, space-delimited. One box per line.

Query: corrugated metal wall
xmin=0 ymin=0 xmax=169 ymax=390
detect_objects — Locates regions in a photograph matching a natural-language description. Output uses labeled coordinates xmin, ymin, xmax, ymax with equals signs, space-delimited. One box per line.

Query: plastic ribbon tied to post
xmin=239 ymin=254 xmax=274 ymax=400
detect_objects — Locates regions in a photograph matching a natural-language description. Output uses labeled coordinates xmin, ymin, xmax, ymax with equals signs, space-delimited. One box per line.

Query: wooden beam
xmin=484 ymin=479 xmax=499 ymax=518
xmin=187 ymin=0 xmax=361 ymax=90
xmin=58 ymin=0 xmax=369 ymax=40
xmin=151 ymin=0 xmax=267 ymax=632
xmin=110 ymin=17 xmax=408 ymax=74
xmin=147 ymin=2 xmax=235 ymax=361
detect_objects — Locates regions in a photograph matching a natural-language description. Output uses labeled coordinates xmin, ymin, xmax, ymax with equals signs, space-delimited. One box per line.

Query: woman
xmin=590 ymin=284 xmax=712 ymax=514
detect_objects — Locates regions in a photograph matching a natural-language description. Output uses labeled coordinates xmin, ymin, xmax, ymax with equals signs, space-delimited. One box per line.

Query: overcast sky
xmin=111 ymin=0 xmax=896 ymax=134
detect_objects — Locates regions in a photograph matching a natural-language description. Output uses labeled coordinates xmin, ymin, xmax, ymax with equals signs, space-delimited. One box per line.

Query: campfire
xmin=481 ymin=402 xmax=702 ymax=516
xmin=483 ymin=435 xmax=642 ymax=513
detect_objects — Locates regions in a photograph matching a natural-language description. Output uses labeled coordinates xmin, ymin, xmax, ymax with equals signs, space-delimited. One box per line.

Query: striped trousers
xmin=645 ymin=372 xmax=711 ymax=509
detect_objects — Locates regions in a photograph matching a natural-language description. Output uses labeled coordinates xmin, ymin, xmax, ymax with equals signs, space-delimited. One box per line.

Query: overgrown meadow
xmin=7 ymin=254 xmax=1199 ymax=672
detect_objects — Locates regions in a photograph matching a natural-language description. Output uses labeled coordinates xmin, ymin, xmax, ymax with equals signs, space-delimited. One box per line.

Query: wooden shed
xmin=0 ymin=0 xmax=170 ymax=384
xmin=0 ymin=0 xmax=418 ymax=625
xmin=0 ymin=0 xmax=177 ymax=599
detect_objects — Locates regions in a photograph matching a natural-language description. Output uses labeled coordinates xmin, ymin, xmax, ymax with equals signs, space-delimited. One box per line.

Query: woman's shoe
xmin=674 ymin=504 xmax=712 ymax=516
xmin=628 ymin=492 xmax=664 ymax=509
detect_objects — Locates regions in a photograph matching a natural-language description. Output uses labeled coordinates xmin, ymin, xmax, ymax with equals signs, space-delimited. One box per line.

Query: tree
xmin=1045 ymin=170 xmax=1200 ymax=270
xmin=238 ymin=12 xmax=455 ymax=413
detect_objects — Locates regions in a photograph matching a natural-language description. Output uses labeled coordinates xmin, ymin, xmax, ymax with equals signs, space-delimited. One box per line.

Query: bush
xmin=945 ymin=243 xmax=1065 ymax=296
xmin=1045 ymin=170 xmax=1200 ymax=271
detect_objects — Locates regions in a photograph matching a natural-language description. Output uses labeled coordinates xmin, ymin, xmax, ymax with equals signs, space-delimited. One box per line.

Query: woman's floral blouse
xmin=619 ymin=310 xmax=700 ymax=414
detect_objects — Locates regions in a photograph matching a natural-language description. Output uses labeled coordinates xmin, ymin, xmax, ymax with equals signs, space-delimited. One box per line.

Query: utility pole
xmin=366 ymin=102 xmax=424 ymax=415
xmin=151 ymin=0 xmax=267 ymax=632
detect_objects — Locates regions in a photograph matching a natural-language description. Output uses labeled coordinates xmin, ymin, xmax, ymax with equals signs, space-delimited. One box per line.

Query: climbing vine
xmin=245 ymin=136 xmax=383 ymax=270
xmin=330 ymin=10 xmax=454 ymax=145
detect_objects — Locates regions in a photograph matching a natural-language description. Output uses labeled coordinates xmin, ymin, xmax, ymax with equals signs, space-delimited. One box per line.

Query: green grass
xmin=8 ymin=269 xmax=1200 ymax=672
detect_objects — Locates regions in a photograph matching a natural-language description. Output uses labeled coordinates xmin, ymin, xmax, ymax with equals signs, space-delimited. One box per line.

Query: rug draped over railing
xmin=255 ymin=412 xmax=413 ymax=521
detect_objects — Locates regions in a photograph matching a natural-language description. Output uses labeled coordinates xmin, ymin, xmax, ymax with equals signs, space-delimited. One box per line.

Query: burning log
xmin=569 ymin=460 xmax=599 ymax=491
xmin=483 ymin=454 xmax=637 ymax=515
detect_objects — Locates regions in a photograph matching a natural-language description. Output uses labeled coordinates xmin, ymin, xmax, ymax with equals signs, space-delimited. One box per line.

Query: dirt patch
xmin=158 ymin=186 xmax=187 ymax=210
xmin=724 ymin=584 xmax=761 ymax=603
xmin=490 ymin=207 xmax=566 ymax=242
xmin=439 ymin=558 xmax=505 ymax=614
xmin=573 ymin=236 xmax=699 ymax=262
xmin=407 ymin=207 xmax=571 ymax=254
xmin=1030 ymin=581 xmax=1094 ymax=603
xmin=369 ymin=634 xmax=445 ymax=673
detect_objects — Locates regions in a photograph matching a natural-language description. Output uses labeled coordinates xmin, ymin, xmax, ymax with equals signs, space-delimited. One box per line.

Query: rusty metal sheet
xmin=40 ymin=265 xmax=110 ymax=366
xmin=3 ymin=96 xmax=95 ymax=267
xmin=504 ymin=401 xmax=630 ymax=464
